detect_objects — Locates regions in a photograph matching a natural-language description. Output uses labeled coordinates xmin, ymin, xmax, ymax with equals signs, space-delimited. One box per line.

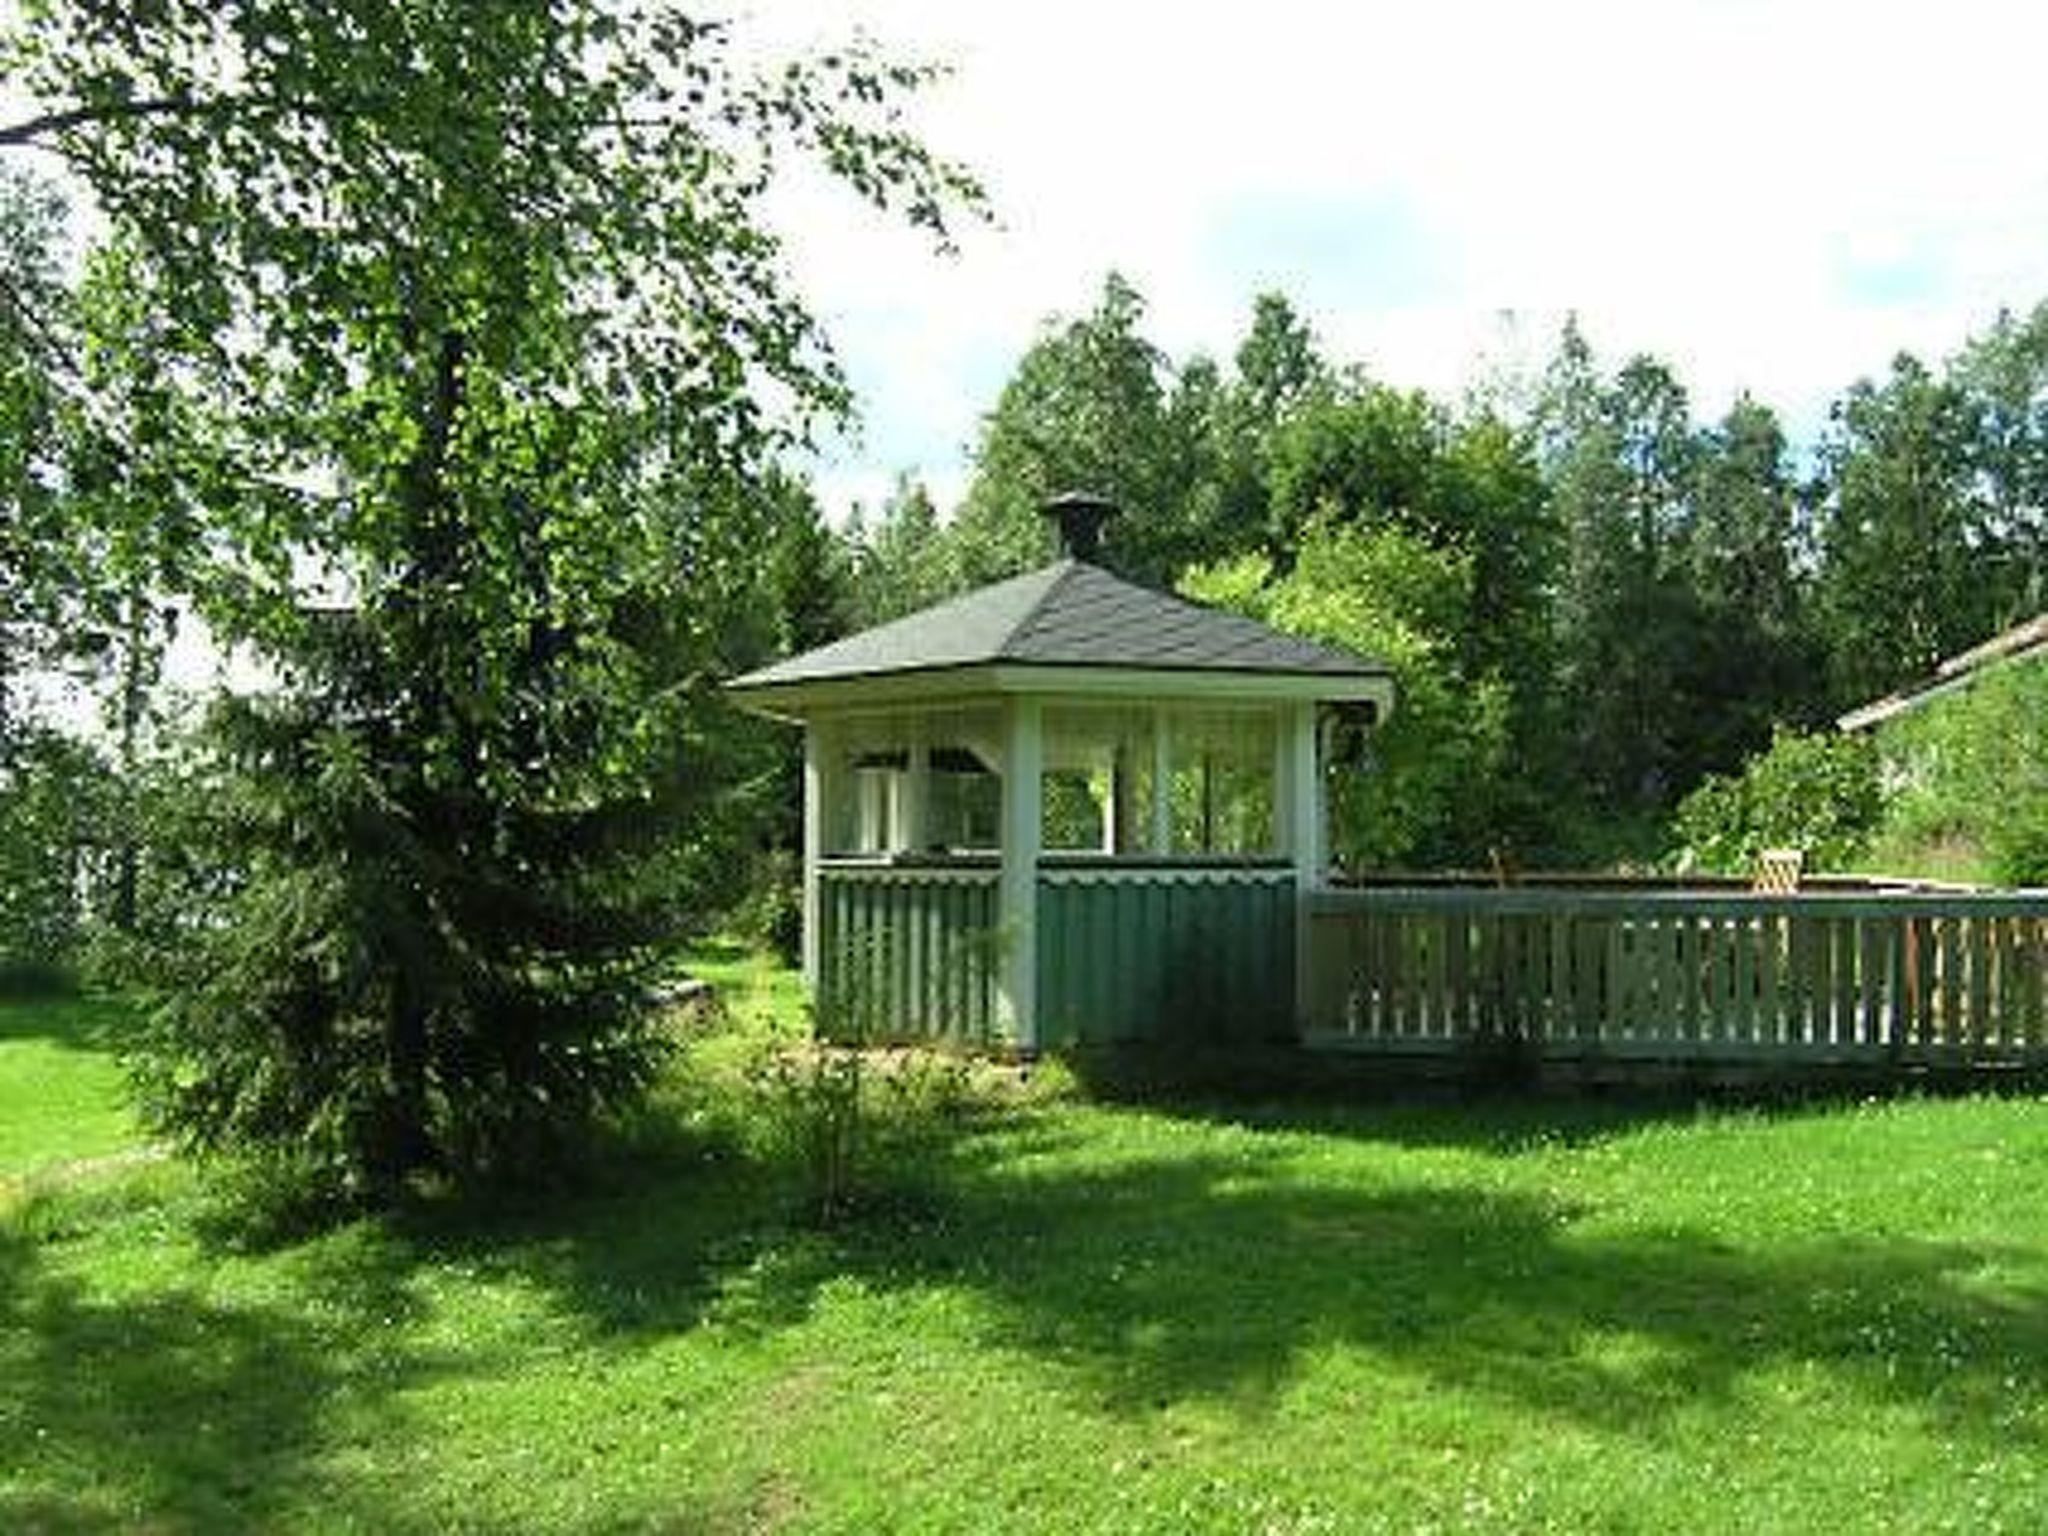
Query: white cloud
xmin=758 ymin=0 xmax=2048 ymax=517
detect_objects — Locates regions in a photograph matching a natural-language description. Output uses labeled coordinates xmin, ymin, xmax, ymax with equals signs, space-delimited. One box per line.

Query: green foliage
xmin=1184 ymin=521 xmax=1517 ymax=868
xmin=0 ymin=731 xmax=118 ymax=985
xmin=1265 ymin=380 xmax=1446 ymax=552
xmin=730 ymin=848 xmax=804 ymax=967
xmin=846 ymin=474 xmax=955 ymax=625
xmin=2 ymin=0 xmax=978 ymax=1198
xmin=1812 ymin=355 xmax=2000 ymax=706
xmin=1542 ymin=339 xmax=1706 ymax=808
xmin=1683 ymin=396 xmax=1823 ymax=762
xmin=1669 ymin=728 xmax=1882 ymax=875
xmin=1951 ymin=302 xmax=2048 ymax=613
xmin=743 ymin=1028 xmax=868 ymax=1222
xmin=932 ymin=280 xmax=1316 ymax=601
xmin=1266 ymin=379 xmax=1556 ymax=786
xmin=724 ymin=473 xmax=854 ymax=956
xmin=739 ymin=1031 xmax=974 ymax=1223
xmin=129 ymin=662 xmax=708 ymax=1197
xmin=1873 ymin=659 xmax=2048 ymax=885
xmin=948 ymin=272 xmax=1196 ymax=586
xmin=832 ymin=284 xmax=2048 ymax=875
xmin=0 ymin=165 xmax=74 ymax=749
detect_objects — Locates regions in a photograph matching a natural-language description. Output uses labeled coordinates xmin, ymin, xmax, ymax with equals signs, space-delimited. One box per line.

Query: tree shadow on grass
xmin=1092 ymin=1090 xmax=1704 ymax=1158
xmin=83 ymin=1094 xmax=2043 ymax=1511
xmin=1053 ymin=1041 xmax=2046 ymax=1156
xmin=1049 ymin=1043 xmax=1745 ymax=1153
xmin=457 ymin=1120 xmax=2048 ymax=1457
xmin=0 ymin=1211 xmax=457 ymax=1533
xmin=918 ymin=1147 xmax=2048 ymax=1443
xmin=0 ymin=997 xmax=139 ymax=1052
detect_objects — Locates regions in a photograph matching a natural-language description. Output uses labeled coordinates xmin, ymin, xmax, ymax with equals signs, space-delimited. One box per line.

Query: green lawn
xmin=5 ymin=977 xmax=2048 ymax=1532
xmin=0 ymin=997 xmax=146 ymax=1188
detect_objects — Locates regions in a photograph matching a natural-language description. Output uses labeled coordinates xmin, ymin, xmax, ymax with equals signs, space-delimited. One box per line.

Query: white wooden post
xmin=1100 ymin=746 xmax=1118 ymax=856
xmin=801 ymin=717 xmax=837 ymax=992
xmin=902 ymin=720 xmax=930 ymax=854
xmin=856 ymin=770 xmax=885 ymax=853
xmin=1272 ymin=706 xmax=1292 ymax=858
xmin=998 ymin=695 xmax=1044 ymax=1051
xmin=1283 ymin=700 xmax=1321 ymax=1031
xmin=1151 ymin=705 xmax=1173 ymax=855
xmin=1108 ymin=741 xmax=1135 ymax=855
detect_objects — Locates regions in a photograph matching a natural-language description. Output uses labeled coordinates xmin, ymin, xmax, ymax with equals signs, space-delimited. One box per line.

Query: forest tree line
xmin=813 ymin=275 xmax=2047 ymax=869
xmin=10 ymin=254 xmax=2048 ymax=967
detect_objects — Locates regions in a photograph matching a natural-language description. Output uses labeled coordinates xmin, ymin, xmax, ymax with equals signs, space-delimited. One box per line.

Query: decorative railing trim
xmin=820 ymin=865 xmax=1000 ymax=886
xmin=1040 ymin=865 xmax=1297 ymax=887
xmin=1311 ymin=889 xmax=2048 ymax=920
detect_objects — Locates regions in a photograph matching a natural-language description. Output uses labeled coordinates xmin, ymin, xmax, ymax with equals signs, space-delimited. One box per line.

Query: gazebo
xmin=727 ymin=496 xmax=1394 ymax=1052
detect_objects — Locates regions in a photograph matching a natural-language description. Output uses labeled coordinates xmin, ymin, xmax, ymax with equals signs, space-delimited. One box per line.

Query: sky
xmin=750 ymin=0 xmax=2048 ymax=522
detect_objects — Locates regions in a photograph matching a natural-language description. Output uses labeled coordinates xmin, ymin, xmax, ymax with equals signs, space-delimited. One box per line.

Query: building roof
xmin=729 ymin=558 xmax=1388 ymax=700
xmin=1838 ymin=611 xmax=2048 ymax=732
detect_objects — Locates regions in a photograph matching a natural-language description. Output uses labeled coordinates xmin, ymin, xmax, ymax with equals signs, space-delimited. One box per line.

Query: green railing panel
xmin=817 ymin=866 xmax=1000 ymax=1045
xmin=1035 ymin=868 xmax=1297 ymax=1048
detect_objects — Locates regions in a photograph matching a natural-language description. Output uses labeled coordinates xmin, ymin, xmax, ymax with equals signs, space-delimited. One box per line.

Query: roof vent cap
xmin=1041 ymin=491 xmax=1118 ymax=562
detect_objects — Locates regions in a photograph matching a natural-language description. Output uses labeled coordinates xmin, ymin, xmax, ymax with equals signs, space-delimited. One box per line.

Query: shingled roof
xmin=729 ymin=558 xmax=1387 ymax=696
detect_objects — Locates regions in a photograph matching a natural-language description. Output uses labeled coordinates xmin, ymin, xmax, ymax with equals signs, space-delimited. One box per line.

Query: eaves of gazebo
xmin=725 ymin=497 xmax=1395 ymax=1055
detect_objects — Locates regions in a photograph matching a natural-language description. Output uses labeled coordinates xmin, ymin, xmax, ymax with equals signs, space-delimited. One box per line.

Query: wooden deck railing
xmin=1306 ymin=888 xmax=2048 ymax=1066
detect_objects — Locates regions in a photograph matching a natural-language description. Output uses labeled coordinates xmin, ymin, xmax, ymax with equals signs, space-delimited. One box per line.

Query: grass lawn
xmin=5 ymin=971 xmax=2048 ymax=1532
xmin=0 ymin=996 xmax=147 ymax=1189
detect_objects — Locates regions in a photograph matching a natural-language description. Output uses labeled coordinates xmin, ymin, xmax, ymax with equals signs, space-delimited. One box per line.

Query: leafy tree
xmin=1678 ymin=395 xmax=1821 ymax=772
xmin=59 ymin=241 xmax=220 ymax=926
xmin=1180 ymin=292 xmax=1326 ymax=566
xmin=1539 ymin=329 xmax=1709 ymax=810
xmin=1183 ymin=521 xmax=1516 ymax=869
xmin=0 ymin=729 xmax=117 ymax=989
xmin=2 ymin=0 xmax=977 ymax=1196
xmin=730 ymin=471 xmax=854 ymax=960
xmin=0 ymin=166 xmax=73 ymax=756
xmin=948 ymin=272 xmax=1199 ymax=585
xmin=1668 ymin=728 xmax=1881 ymax=875
xmin=0 ymin=178 xmax=206 ymax=949
xmin=1951 ymin=302 xmax=2048 ymax=614
xmin=1266 ymin=381 xmax=1551 ymax=657
xmin=1262 ymin=375 xmax=1556 ymax=843
xmin=1264 ymin=379 xmax=1442 ymax=555
xmin=1871 ymin=659 xmax=2048 ymax=886
xmin=1234 ymin=291 xmax=1326 ymax=420
xmin=846 ymin=473 xmax=955 ymax=625
xmin=1155 ymin=352 xmax=1243 ymax=570
xmin=1811 ymin=354 xmax=1993 ymax=704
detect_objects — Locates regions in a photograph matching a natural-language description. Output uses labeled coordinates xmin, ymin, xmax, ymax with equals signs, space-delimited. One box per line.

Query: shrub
xmin=731 ymin=849 xmax=804 ymax=968
xmin=1875 ymin=660 xmax=2048 ymax=886
xmin=742 ymin=1032 xmax=977 ymax=1223
xmin=1670 ymin=728 xmax=1881 ymax=874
